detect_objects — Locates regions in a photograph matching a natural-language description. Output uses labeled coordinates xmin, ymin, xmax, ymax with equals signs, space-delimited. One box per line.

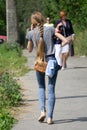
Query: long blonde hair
xmin=31 ymin=12 xmax=45 ymax=59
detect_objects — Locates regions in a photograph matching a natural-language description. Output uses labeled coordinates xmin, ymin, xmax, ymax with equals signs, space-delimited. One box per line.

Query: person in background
xmin=26 ymin=12 xmax=60 ymax=124
xmin=44 ymin=17 xmax=54 ymax=27
xmin=55 ymin=10 xmax=75 ymax=70
xmin=44 ymin=17 xmax=68 ymax=68
xmin=54 ymin=23 xmax=68 ymax=68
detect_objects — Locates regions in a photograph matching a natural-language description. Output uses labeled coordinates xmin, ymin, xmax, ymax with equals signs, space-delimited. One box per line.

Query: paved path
xmin=12 ymin=50 xmax=87 ymax=130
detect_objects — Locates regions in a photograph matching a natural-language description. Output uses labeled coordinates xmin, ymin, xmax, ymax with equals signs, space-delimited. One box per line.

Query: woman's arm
xmin=26 ymin=30 xmax=34 ymax=52
xmin=27 ymin=40 xmax=33 ymax=52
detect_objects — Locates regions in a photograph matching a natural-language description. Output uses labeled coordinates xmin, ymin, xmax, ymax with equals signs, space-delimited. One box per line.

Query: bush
xmin=0 ymin=42 xmax=29 ymax=129
xmin=0 ymin=43 xmax=29 ymax=76
xmin=0 ymin=109 xmax=16 ymax=130
xmin=0 ymin=72 xmax=22 ymax=130
xmin=0 ymin=72 xmax=22 ymax=107
xmin=75 ymin=30 xmax=87 ymax=56
xmin=0 ymin=42 xmax=22 ymax=56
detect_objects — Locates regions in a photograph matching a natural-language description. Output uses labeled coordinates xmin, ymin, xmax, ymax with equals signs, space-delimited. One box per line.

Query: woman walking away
xmin=55 ymin=10 xmax=75 ymax=70
xmin=26 ymin=12 xmax=61 ymax=124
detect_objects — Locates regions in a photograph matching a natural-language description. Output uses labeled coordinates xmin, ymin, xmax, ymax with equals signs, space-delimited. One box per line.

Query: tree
xmin=6 ymin=0 xmax=19 ymax=43
xmin=44 ymin=0 xmax=87 ymax=29
xmin=0 ymin=0 xmax=6 ymax=35
xmin=0 ymin=0 xmax=86 ymax=43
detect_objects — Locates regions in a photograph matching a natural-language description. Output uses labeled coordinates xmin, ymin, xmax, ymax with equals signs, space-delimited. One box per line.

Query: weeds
xmin=0 ymin=43 xmax=29 ymax=130
xmin=74 ymin=29 xmax=87 ymax=56
xmin=0 ymin=109 xmax=16 ymax=130
xmin=0 ymin=72 xmax=22 ymax=107
xmin=0 ymin=72 xmax=22 ymax=130
xmin=0 ymin=43 xmax=29 ymax=76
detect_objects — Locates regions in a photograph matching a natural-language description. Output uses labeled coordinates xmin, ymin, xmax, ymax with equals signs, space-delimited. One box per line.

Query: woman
xmin=44 ymin=17 xmax=54 ymax=27
xmin=26 ymin=12 xmax=59 ymax=124
xmin=55 ymin=11 xmax=75 ymax=70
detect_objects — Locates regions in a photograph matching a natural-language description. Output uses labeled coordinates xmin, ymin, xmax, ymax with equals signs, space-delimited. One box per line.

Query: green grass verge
xmin=0 ymin=108 xmax=16 ymax=130
xmin=74 ymin=29 xmax=87 ymax=56
xmin=0 ymin=72 xmax=22 ymax=130
xmin=0 ymin=43 xmax=29 ymax=130
xmin=0 ymin=43 xmax=29 ymax=76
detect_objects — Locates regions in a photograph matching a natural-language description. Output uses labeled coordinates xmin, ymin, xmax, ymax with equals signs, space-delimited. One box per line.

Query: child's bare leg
xmin=66 ymin=35 xmax=72 ymax=43
xmin=55 ymin=32 xmax=68 ymax=46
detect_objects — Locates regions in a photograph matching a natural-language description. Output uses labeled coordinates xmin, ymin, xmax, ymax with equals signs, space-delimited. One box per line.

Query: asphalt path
xmin=12 ymin=50 xmax=87 ymax=130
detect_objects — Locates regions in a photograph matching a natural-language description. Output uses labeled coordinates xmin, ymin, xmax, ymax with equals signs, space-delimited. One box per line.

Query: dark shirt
xmin=54 ymin=19 xmax=74 ymax=44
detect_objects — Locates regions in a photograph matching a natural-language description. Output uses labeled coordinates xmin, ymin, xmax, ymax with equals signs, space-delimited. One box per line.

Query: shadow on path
xmin=68 ymin=66 xmax=87 ymax=70
xmin=21 ymin=95 xmax=87 ymax=103
xmin=53 ymin=117 xmax=87 ymax=124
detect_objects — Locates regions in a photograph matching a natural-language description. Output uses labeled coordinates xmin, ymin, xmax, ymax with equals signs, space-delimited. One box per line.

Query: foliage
xmin=0 ymin=72 xmax=22 ymax=130
xmin=17 ymin=0 xmax=45 ymax=30
xmin=0 ymin=72 xmax=22 ymax=107
xmin=0 ymin=43 xmax=29 ymax=76
xmin=0 ymin=0 xmax=87 ymax=33
xmin=75 ymin=30 xmax=87 ymax=56
xmin=0 ymin=0 xmax=6 ymax=35
xmin=17 ymin=0 xmax=87 ymax=56
xmin=0 ymin=42 xmax=29 ymax=129
xmin=0 ymin=0 xmax=87 ymax=55
xmin=44 ymin=0 xmax=87 ymax=29
xmin=0 ymin=109 xmax=16 ymax=130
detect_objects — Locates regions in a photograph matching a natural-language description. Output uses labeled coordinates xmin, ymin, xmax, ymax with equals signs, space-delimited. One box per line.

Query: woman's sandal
xmin=38 ymin=111 xmax=46 ymax=122
xmin=47 ymin=118 xmax=53 ymax=125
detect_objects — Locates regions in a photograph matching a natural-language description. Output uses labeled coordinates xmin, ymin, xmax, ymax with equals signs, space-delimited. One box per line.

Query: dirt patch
xmin=12 ymin=78 xmax=32 ymax=120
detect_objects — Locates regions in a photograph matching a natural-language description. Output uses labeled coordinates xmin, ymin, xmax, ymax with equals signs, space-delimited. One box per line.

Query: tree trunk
xmin=6 ymin=0 xmax=19 ymax=43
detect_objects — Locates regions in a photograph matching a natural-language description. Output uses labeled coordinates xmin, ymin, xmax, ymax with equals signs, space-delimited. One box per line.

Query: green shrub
xmin=74 ymin=30 xmax=87 ymax=56
xmin=0 ymin=43 xmax=29 ymax=129
xmin=0 ymin=42 xmax=26 ymax=130
xmin=0 ymin=72 xmax=22 ymax=107
xmin=0 ymin=43 xmax=21 ymax=54
xmin=0 ymin=43 xmax=29 ymax=76
xmin=0 ymin=109 xmax=16 ymax=130
xmin=0 ymin=72 xmax=22 ymax=130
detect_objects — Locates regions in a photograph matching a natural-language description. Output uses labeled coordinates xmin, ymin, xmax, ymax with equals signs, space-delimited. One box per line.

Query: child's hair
xmin=31 ymin=12 xmax=45 ymax=59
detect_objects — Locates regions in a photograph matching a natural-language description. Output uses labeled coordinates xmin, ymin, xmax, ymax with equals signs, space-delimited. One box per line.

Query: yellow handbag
xmin=34 ymin=56 xmax=47 ymax=73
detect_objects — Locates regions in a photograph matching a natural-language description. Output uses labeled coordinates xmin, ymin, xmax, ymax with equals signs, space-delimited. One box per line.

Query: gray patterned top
xmin=26 ymin=26 xmax=55 ymax=56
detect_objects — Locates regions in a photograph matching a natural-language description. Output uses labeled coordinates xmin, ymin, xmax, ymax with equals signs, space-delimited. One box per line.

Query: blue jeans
xmin=36 ymin=56 xmax=58 ymax=118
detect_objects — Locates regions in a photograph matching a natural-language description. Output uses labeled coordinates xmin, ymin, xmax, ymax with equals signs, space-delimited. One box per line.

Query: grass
xmin=0 ymin=43 xmax=29 ymax=76
xmin=0 ymin=108 xmax=16 ymax=130
xmin=0 ymin=72 xmax=22 ymax=130
xmin=0 ymin=43 xmax=29 ymax=130
xmin=74 ymin=29 xmax=87 ymax=56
